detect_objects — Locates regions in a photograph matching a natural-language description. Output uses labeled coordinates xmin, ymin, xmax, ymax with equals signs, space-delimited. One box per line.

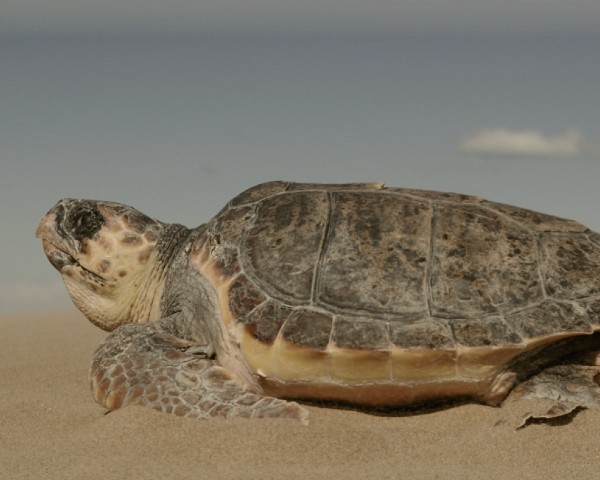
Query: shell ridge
xmin=588 ymin=231 xmax=600 ymax=247
xmin=535 ymin=232 xmax=550 ymax=300
xmin=424 ymin=204 xmax=437 ymax=317
xmin=237 ymin=202 xmax=258 ymax=269
xmin=310 ymin=191 xmax=333 ymax=305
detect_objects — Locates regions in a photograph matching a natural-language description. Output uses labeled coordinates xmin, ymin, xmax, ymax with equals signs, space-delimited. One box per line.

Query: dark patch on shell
xmin=281 ymin=310 xmax=333 ymax=350
xmin=507 ymin=300 xmax=592 ymax=339
xmin=211 ymin=245 xmax=241 ymax=277
xmin=227 ymin=274 xmax=267 ymax=320
xmin=209 ymin=206 xmax=254 ymax=245
xmin=390 ymin=320 xmax=455 ymax=349
xmin=239 ymin=301 xmax=293 ymax=343
xmin=541 ymin=233 xmax=600 ymax=299
xmin=451 ymin=316 xmax=522 ymax=347
xmin=332 ymin=317 xmax=390 ymax=350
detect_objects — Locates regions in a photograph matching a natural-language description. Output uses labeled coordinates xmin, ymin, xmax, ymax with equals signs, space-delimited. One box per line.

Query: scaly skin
xmin=90 ymin=319 xmax=307 ymax=422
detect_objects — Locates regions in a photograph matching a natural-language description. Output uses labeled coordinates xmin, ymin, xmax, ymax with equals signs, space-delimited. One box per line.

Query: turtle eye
xmin=66 ymin=203 xmax=104 ymax=240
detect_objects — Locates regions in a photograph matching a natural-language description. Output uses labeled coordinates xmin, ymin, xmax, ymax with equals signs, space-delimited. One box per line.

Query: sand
xmin=2 ymin=310 xmax=600 ymax=480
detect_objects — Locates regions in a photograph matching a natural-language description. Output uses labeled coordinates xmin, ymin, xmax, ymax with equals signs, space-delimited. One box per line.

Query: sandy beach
xmin=2 ymin=310 xmax=600 ymax=480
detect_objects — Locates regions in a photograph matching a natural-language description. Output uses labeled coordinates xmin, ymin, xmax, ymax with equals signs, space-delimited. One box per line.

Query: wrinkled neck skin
xmin=154 ymin=225 xmax=258 ymax=390
xmin=132 ymin=223 xmax=192 ymax=324
xmin=156 ymin=225 xmax=225 ymax=353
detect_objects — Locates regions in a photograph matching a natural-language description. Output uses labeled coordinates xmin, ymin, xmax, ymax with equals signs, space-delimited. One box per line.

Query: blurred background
xmin=1 ymin=1 xmax=599 ymax=313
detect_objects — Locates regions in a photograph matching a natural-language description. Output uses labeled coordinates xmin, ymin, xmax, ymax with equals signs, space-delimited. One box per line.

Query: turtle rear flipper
xmin=505 ymin=358 xmax=600 ymax=428
xmin=90 ymin=322 xmax=308 ymax=423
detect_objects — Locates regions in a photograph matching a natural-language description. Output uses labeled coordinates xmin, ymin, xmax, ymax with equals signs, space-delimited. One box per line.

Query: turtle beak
xmin=35 ymin=212 xmax=54 ymax=239
xmin=36 ymin=200 xmax=72 ymax=243
xmin=37 ymin=211 xmax=70 ymax=271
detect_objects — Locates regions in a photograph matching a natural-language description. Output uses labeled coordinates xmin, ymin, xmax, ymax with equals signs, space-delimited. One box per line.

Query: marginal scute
xmin=579 ymin=297 xmax=600 ymax=327
xmin=541 ymin=233 xmax=600 ymax=299
xmin=430 ymin=204 xmax=542 ymax=317
xmin=227 ymin=181 xmax=289 ymax=208
xmin=287 ymin=182 xmax=385 ymax=192
xmin=244 ymin=191 xmax=328 ymax=302
xmin=317 ymin=192 xmax=431 ymax=315
xmin=451 ymin=316 xmax=522 ymax=347
xmin=281 ymin=310 xmax=333 ymax=350
xmin=227 ymin=274 xmax=267 ymax=321
xmin=209 ymin=205 xmax=254 ymax=245
xmin=331 ymin=317 xmax=390 ymax=350
xmin=239 ymin=301 xmax=293 ymax=344
xmin=506 ymin=300 xmax=592 ymax=339
xmin=485 ymin=201 xmax=588 ymax=232
xmin=211 ymin=244 xmax=241 ymax=278
xmin=590 ymin=232 xmax=600 ymax=247
xmin=390 ymin=319 xmax=455 ymax=350
xmin=397 ymin=188 xmax=484 ymax=204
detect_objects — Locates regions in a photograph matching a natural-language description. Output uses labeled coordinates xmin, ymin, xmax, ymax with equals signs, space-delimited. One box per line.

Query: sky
xmin=1 ymin=2 xmax=600 ymax=314
xmin=2 ymin=1 xmax=600 ymax=36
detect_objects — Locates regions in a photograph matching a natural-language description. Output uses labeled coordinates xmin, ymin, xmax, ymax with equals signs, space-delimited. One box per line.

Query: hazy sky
xmin=1 ymin=3 xmax=600 ymax=314
xmin=2 ymin=0 xmax=600 ymax=35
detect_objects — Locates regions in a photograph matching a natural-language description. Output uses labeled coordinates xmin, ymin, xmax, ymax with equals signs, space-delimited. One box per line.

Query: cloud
xmin=0 ymin=281 xmax=71 ymax=315
xmin=458 ymin=128 xmax=589 ymax=158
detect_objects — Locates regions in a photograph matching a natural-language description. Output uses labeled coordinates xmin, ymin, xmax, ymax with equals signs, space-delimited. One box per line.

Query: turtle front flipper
xmin=90 ymin=322 xmax=308 ymax=423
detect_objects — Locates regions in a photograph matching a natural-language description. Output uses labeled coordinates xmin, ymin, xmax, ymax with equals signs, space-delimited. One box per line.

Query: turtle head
xmin=36 ymin=199 xmax=178 ymax=331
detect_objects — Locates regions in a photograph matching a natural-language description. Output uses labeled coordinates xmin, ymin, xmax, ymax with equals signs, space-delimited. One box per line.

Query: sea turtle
xmin=36 ymin=182 xmax=600 ymax=423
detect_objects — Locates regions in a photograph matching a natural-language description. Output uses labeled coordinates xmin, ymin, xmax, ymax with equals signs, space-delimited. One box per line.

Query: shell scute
xmin=280 ymin=310 xmax=333 ymax=350
xmin=579 ymin=297 xmax=600 ymax=327
xmin=227 ymin=274 xmax=266 ymax=321
xmin=210 ymin=245 xmax=241 ymax=278
xmin=239 ymin=301 xmax=293 ymax=344
xmin=287 ymin=182 xmax=385 ymax=192
xmin=389 ymin=319 xmax=455 ymax=350
xmin=210 ymin=205 xmax=254 ymax=245
xmin=244 ymin=191 xmax=328 ymax=302
xmin=451 ymin=316 xmax=522 ymax=347
xmin=506 ymin=300 xmax=592 ymax=340
xmin=331 ymin=317 xmax=390 ymax=351
xmin=207 ymin=183 xmax=600 ymax=360
xmin=541 ymin=233 xmax=600 ymax=299
xmin=316 ymin=192 xmax=431 ymax=316
xmin=430 ymin=204 xmax=542 ymax=317
xmin=228 ymin=181 xmax=289 ymax=208
xmin=485 ymin=201 xmax=588 ymax=232
xmin=397 ymin=188 xmax=484 ymax=204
